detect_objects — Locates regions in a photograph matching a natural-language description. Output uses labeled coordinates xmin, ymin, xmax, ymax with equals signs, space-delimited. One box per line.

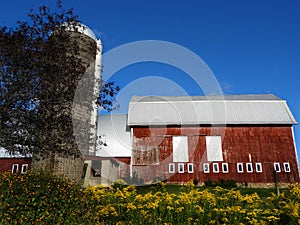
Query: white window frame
xmin=169 ymin=163 xmax=175 ymax=173
xmin=12 ymin=164 xmax=18 ymax=173
xmin=206 ymin=136 xmax=223 ymax=161
xmin=222 ymin=163 xmax=229 ymax=173
xmin=274 ymin=163 xmax=281 ymax=172
xmin=237 ymin=163 xmax=243 ymax=173
xmin=213 ymin=163 xmax=219 ymax=173
xmin=283 ymin=162 xmax=291 ymax=172
xmin=187 ymin=163 xmax=194 ymax=173
xmin=21 ymin=164 xmax=28 ymax=174
xmin=203 ymin=163 xmax=210 ymax=173
xmin=178 ymin=163 xmax=184 ymax=173
xmin=246 ymin=163 xmax=253 ymax=173
xmin=255 ymin=163 xmax=262 ymax=173
xmin=173 ymin=136 xmax=188 ymax=162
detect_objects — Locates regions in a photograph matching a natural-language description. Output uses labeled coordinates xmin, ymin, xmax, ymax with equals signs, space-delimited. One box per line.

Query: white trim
xmin=203 ymin=163 xmax=210 ymax=173
xmin=12 ymin=164 xmax=18 ymax=173
xmin=188 ymin=163 xmax=194 ymax=173
xmin=178 ymin=163 xmax=184 ymax=173
xmin=237 ymin=163 xmax=243 ymax=173
xmin=206 ymin=136 xmax=223 ymax=161
xmin=291 ymin=127 xmax=299 ymax=165
xmin=173 ymin=136 xmax=188 ymax=162
xmin=283 ymin=162 xmax=291 ymax=172
xmin=21 ymin=164 xmax=28 ymax=174
xmin=274 ymin=162 xmax=281 ymax=172
xmin=169 ymin=163 xmax=175 ymax=173
xmin=213 ymin=163 xmax=219 ymax=173
xmin=222 ymin=163 xmax=229 ymax=173
xmin=130 ymin=127 xmax=133 ymax=177
xmin=255 ymin=163 xmax=262 ymax=173
xmin=246 ymin=163 xmax=253 ymax=173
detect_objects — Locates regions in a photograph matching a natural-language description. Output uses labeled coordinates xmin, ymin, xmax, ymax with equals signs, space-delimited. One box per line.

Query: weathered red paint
xmin=131 ymin=126 xmax=299 ymax=184
xmin=0 ymin=158 xmax=31 ymax=173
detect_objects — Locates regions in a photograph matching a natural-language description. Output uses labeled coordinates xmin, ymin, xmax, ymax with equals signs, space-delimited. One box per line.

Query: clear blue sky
xmin=1 ymin=1 xmax=300 ymax=159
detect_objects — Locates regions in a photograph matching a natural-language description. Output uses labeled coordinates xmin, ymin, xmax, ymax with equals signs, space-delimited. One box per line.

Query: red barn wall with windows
xmin=131 ymin=125 xmax=299 ymax=185
xmin=0 ymin=158 xmax=31 ymax=173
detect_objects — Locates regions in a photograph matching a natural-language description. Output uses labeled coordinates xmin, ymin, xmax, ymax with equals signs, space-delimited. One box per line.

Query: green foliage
xmin=0 ymin=171 xmax=96 ymax=224
xmin=0 ymin=0 xmax=119 ymax=158
xmin=1 ymin=172 xmax=300 ymax=224
xmin=205 ymin=179 xmax=237 ymax=188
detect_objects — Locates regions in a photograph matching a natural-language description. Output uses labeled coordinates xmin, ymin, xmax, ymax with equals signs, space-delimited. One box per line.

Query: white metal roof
xmin=96 ymin=114 xmax=131 ymax=157
xmin=0 ymin=147 xmax=31 ymax=158
xmin=128 ymin=94 xmax=297 ymax=126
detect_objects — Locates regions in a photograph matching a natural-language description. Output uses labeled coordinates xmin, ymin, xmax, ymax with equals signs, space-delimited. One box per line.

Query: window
xmin=12 ymin=164 xmax=18 ymax=173
xmin=203 ymin=163 xmax=210 ymax=173
xmin=169 ymin=163 xmax=175 ymax=173
xmin=255 ymin=163 xmax=262 ymax=173
xmin=213 ymin=163 xmax=219 ymax=173
xmin=222 ymin=163 xmax=229 ymax=173
xmin=246 ymin=163 xmax=253 ymax=173
xmin=274 ymin=163 xmax=281 ymax=172
xmin=173 ymin=136 xmax=188 ymax=162
xmin=206 ymin=136 xmax=223 ymax=161
xmin=283 ymin=162 xmax=291 ymax=172
xmin=188 ymin=163 xmax=194 ymax=173
xmin=21 ymin=164 xmax=28 ymax=174
xmin=237 ymin=163 xmax=243 ymax=173
xmin=178 ymin=163 xmax=184 ymax=173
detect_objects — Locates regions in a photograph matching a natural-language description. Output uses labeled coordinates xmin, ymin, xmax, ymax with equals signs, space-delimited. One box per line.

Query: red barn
xmin=0 ymin=148 xmax=31 ymax=174
xmin=128 ymin=94 xmax=299 ymax=186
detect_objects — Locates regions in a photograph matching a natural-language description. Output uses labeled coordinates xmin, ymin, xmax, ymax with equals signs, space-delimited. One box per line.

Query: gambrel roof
xmin=128 ymin=94 xmax=297 ymax=126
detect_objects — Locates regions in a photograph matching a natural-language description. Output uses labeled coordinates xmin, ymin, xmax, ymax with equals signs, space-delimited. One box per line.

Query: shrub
xmin=205 ymin=179 xmax=237 ymax=188
xmin=123 ymin=171 xmax=144 ymax=186
xmin=0 ymin=171 xmax=96 ymax=224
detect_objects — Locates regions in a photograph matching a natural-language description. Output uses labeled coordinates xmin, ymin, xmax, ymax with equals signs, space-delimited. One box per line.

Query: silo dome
xmin=63 ymin=22 xmax=100 ymax=43
xmin=73 ymin=23 xmax=97 ymax=41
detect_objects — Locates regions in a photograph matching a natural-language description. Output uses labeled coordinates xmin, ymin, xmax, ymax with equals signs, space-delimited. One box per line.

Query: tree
xmin=0 ymin=1 xmax=119 ymax=180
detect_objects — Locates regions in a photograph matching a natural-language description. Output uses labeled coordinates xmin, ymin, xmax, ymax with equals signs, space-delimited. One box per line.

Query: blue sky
xmin=1 ymin=1 xmax=300 ymax=158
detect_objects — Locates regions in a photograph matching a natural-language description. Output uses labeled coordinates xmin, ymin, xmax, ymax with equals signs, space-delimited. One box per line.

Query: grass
xmin=136 ymin=183 xmax=279 ymax=198
xmin=2 ymin=172 xmax=297 ymax=224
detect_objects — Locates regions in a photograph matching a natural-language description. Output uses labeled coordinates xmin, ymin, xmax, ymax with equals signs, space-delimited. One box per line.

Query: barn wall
xmin=0 ymin=158 xmax=31 ymax=173
xmin=132 ymin=126 xmax=299 ymax=184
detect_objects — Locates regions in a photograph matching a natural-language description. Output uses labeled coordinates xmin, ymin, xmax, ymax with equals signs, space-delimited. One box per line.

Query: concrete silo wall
xmin=32 ymin=28 xmax=101 ymax=182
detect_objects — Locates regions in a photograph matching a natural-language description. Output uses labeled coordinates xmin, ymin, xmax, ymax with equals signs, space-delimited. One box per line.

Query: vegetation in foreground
xmin=1 ymin=172 xmax=300 ymax=224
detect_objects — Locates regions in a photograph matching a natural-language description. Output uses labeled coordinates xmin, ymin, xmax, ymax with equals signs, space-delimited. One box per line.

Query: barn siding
xmin=0 ymin=158 xmax=31 ymax=173
xmin=132 ymin=126 xmax=299 ymax=184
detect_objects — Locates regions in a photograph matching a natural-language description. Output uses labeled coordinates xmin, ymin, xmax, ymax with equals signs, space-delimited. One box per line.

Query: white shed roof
xmin=0 ymin=147 xmax=31 ymax=158
xmin=96 ymin=114 xmax=131 ymax=157
xmin=128 ymin=94 xmax=297 ymax=126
